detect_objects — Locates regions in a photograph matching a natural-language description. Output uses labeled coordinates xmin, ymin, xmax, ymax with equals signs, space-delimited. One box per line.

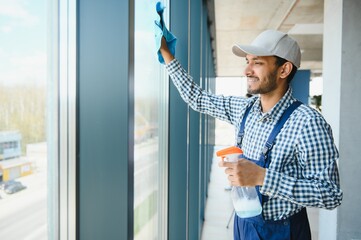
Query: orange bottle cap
xmin=216 ymin=146 xmax=243 ymax=157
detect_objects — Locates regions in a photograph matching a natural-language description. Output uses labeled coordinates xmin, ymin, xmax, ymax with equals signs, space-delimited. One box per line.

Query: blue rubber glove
xmin=154 ymin=1 xmax=177 ymax=64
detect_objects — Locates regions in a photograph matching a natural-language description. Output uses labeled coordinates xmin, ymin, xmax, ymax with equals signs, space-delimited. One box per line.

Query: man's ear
xmin=279 ymin=62 xmax=293 ymax=79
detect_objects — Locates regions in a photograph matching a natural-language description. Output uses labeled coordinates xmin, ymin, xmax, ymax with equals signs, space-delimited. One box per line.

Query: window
xmin=134 ymin=0 xmax=168 ymax=239
xmin=0 ymin=0 xmax=52 ymax=238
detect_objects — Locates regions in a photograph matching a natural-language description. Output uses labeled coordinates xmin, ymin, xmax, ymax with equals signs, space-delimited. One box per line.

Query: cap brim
xmin=232 ymin=44 xmax=272 ymax=57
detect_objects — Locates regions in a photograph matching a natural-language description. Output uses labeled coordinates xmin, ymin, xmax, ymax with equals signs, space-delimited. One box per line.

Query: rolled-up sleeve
xmin=260 ymin=115 xmax=343 ymax=210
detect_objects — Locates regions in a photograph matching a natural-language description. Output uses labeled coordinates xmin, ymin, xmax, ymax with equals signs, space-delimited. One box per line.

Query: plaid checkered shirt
xmin=166 ymin=59 xmax=342 ymax=221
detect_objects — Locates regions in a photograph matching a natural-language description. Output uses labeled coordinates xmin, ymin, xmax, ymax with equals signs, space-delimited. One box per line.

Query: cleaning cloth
xmin=154 ymin=1 xmax=177 ymax=64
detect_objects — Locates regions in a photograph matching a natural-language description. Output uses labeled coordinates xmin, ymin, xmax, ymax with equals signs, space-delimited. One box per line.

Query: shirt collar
xmin=251 ymin=87 xmax=295 ymax=122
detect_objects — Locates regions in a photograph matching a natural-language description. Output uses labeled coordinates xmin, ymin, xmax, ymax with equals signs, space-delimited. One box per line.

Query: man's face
xmin=244 ymin=54 xmax=280 ymax=95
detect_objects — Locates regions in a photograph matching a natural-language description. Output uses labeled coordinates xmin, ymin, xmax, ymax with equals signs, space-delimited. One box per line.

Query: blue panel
xmin=77 ymin=0 xmax=133 ymax=239
xmin=199 ymin=0 xmax=209 ymax=225
xmin=291 ymin=70 xmax=310 ymax=105
xmin=188 ymin=0 xmax=202 ymax=239
xmin=168 ymin=1 xmax=189 ymax=239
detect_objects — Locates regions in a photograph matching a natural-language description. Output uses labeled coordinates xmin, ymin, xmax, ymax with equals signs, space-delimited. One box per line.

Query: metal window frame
xmin=58 ymin=0 xmax=77 ymax=239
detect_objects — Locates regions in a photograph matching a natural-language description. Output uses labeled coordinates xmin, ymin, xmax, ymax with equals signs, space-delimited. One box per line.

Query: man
xmin=159 ymin=30 xmax=342 ymax=240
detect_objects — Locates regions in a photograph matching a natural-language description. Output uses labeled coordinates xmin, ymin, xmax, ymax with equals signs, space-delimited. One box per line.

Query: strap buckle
xmin=262 ymin=142 xmax=273 ymax=156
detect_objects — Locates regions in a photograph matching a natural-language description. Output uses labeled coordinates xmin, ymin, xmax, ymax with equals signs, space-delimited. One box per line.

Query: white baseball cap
xmin=232 ymin=30 xmax=301 ymax=68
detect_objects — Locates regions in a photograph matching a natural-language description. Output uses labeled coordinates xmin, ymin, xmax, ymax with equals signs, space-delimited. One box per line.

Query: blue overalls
xmin=233 ymin=101 xmax=312 ymax=240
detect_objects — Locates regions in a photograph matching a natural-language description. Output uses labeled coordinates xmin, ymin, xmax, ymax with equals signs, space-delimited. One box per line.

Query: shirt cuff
xmin=260 ymin=168 xmax=281 ymax=197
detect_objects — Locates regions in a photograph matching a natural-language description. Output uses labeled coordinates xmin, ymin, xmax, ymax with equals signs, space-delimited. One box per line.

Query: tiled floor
xmin=201 ymin=146 xmax=319 ymax=240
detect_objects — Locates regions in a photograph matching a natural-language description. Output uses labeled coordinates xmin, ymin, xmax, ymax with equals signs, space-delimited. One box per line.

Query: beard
xmin=247 ymin=69 xmax=278 ymax=95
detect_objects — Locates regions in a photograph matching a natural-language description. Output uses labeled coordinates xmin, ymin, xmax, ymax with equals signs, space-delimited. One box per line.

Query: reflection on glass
xmin=134 ymin=0 xmax=167 ymax=239
xmin=0 ymin=0 xmax=50 ymax=239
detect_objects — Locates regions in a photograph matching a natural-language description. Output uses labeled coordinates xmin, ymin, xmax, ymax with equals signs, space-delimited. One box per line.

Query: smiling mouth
xmin=247 ymin=77 xmax=258 ymax=82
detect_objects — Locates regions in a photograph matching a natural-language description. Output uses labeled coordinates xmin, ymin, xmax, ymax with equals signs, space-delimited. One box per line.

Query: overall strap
xmin=236 ymin=100 xmax=302 ymax=207
xmin=257 ymin=100 xmax=302 ymax=205
xmin=236 ymin=103 xmax=253 ymax=147
xmin=260 ymin=100 xmax=302 ymax=167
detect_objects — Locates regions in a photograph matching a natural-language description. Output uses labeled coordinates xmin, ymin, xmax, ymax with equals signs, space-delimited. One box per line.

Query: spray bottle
xmin=216 ymin=146 xmax=262 ymax=218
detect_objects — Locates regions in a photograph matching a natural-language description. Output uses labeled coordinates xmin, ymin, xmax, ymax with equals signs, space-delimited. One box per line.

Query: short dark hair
xmin=274 ymin=56 xmax=298 ymax=83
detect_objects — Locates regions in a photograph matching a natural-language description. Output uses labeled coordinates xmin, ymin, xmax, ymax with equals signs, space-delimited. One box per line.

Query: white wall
xmin=322 ymin=0 xmax=361 ymax=239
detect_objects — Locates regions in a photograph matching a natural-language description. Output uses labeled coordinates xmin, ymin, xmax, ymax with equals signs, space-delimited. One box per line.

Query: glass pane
xmin=0 ymin=0 xmax=54 ymax=239
xmin=134 ymin=0 xmax=168 ymax=239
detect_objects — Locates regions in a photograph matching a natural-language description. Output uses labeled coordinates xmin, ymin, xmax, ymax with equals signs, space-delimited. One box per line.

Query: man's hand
xmin=218 ymin=158 xmax=266 ymax=187
xmin=160 ymin=37 xmax=174 ymax=64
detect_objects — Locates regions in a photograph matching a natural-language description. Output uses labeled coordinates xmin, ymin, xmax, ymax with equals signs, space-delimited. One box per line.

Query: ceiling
xmin=208 ymin=0 xmax=324 ymax=77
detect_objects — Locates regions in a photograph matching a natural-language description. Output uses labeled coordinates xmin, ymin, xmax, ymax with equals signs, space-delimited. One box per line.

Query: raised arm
xmin=159 ymin=36 xmax=174 ymax=64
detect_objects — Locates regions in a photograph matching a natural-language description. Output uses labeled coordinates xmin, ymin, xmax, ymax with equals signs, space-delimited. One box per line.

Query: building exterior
xmin=0 ymin=131 xmax=21 ymax=160
xmin=0 ymin=131 xmax=32 ymax=182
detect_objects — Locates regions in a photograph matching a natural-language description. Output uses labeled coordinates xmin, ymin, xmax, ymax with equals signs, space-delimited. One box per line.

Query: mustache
xmin=247 ymin=76 xmax=258 ymax=80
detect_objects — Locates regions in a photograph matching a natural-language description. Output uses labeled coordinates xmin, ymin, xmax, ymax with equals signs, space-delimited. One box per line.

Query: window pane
xmin=134 ymin=0 xmax=168 ymax=239
xmin=0 ymin=0 xmax=54 ymax=239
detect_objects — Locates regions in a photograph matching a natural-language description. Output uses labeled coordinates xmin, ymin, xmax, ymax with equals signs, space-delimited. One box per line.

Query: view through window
xmin=134 ymin=0 xmax=168 ymax=239
xmin=0 ymin=0 xmax=51 ymax=239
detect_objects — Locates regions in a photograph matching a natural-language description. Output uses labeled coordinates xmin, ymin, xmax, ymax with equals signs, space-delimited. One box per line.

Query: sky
xmin=0 ymin=0 xmax=46 ymax=86
xmin=0 ymin=0 xmax=167 ymax=90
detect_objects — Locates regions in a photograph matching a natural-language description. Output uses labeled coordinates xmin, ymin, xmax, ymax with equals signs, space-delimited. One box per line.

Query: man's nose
xmin=244 ymin=63 xmax=253 ymax=76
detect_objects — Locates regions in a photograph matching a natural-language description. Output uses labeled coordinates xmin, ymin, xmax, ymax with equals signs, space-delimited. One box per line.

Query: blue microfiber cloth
xmin=154 ymin=1 xmax=177 ymax=64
